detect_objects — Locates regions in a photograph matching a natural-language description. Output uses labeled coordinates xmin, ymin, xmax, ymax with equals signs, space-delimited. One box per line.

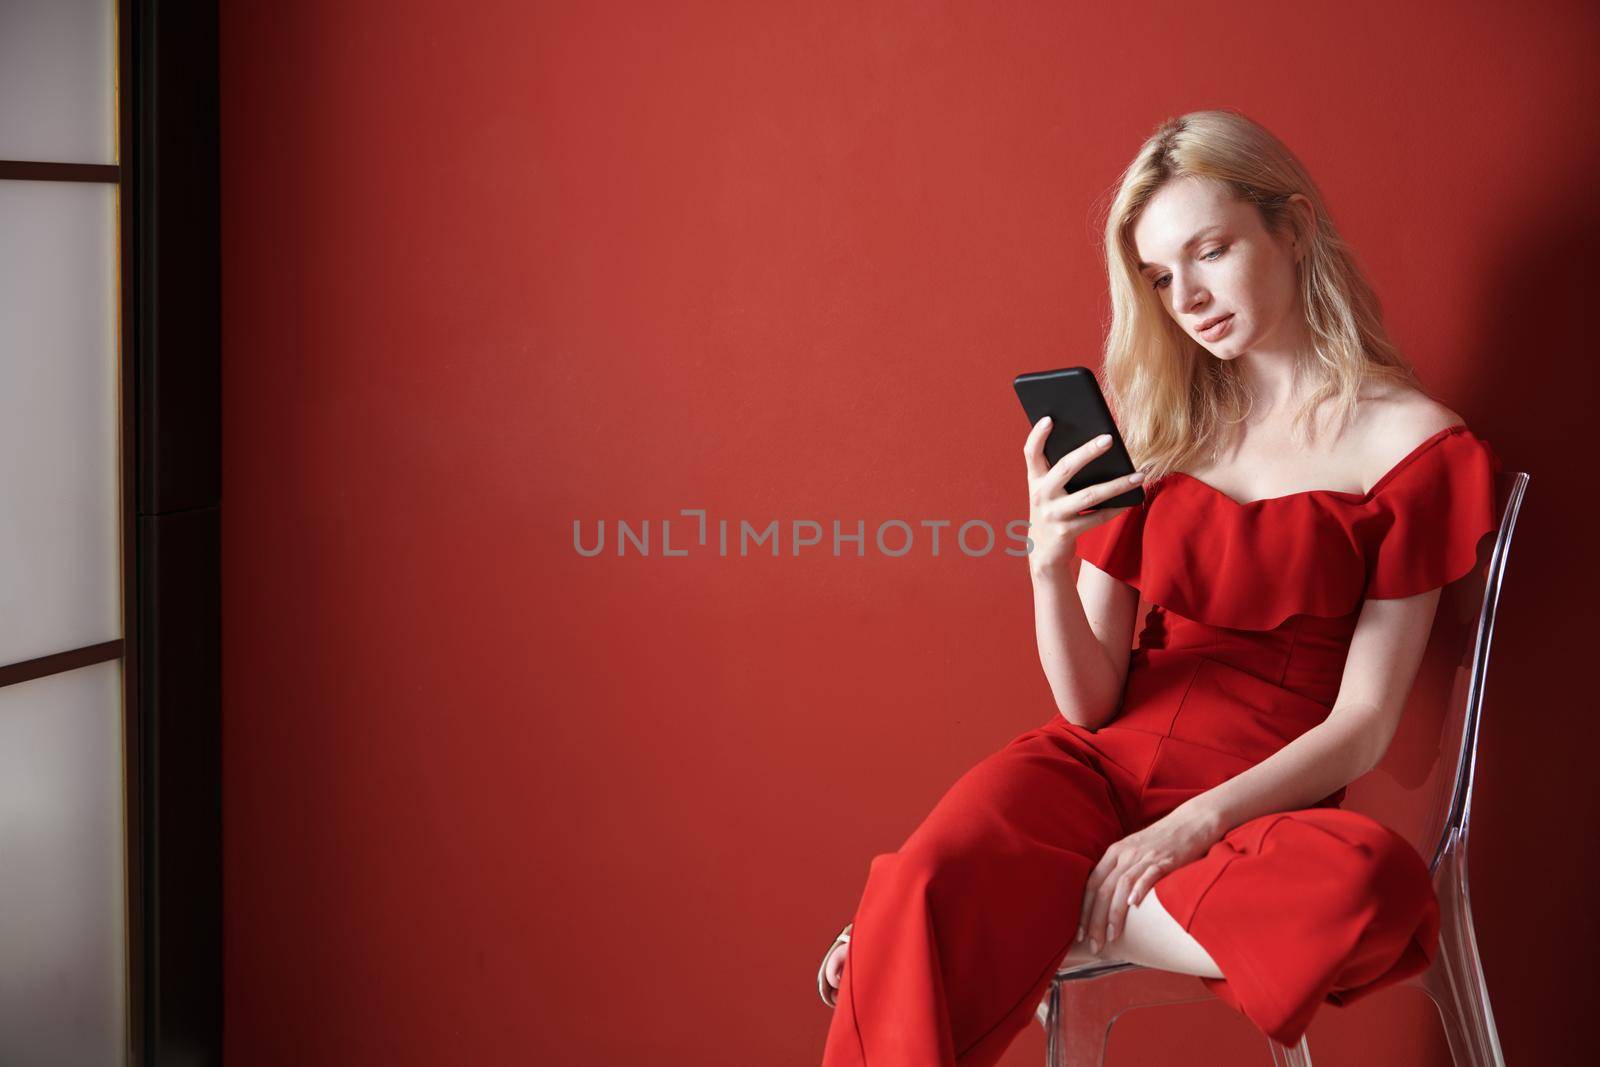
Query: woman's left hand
xmin=1077 ymin=802 xmax=1226 ymax=953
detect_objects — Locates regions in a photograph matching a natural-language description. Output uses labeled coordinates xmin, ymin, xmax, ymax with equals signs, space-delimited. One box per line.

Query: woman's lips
xmin=1200 ymin=314 xmax=1234 ymax=340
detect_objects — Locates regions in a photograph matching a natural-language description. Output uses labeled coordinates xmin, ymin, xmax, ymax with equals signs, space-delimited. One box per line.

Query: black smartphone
xmin=1012 ymin=366 xmax=1144 ymax=510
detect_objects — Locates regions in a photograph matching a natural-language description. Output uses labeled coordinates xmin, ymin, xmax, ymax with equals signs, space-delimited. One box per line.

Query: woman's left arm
xmin=1079 ymin=587 xmax=1443 ymax=952
xmin=1193 ymin=585 xmax=1444 ymax=828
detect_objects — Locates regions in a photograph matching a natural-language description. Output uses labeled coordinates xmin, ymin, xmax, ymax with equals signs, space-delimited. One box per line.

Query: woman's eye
xmin=1150 ymin=246 xmax=1228 ymax=291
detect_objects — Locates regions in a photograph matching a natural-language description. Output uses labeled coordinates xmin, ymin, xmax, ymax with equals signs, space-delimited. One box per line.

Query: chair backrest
xmin=1342 ymin=470 xmax=1531 ymax=872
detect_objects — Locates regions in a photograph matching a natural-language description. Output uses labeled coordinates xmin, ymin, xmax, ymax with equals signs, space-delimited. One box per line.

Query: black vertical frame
xmin=126 ymin=1 xmax=222 ymax=1064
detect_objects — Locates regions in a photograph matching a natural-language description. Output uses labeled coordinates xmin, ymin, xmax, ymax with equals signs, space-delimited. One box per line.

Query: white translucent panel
xmin=0 ymin=659 xmax=126 ymax=1065
xmin=0 ymin=180 xmax=121 ymax=666
xmin=0 ymin=0 xmax=117 ymax=164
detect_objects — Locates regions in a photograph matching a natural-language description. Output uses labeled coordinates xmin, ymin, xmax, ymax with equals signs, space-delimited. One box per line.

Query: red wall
xmin=221 ymin=3 xmax=1599 ymax=1064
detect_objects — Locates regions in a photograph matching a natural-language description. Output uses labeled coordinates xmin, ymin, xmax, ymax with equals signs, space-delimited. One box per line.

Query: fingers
xmin=1023 ymin=416 xmax=1055 ymax=480
xmin=1125 ymin=859 xmax=1168 ymax=910
xmin=1037 ymin=487 xmax=1135 ymax=539
xmin=1079 ymin=848 xmax=1176 ymax=951
xmin=1076 ymin=855 xmax=1105 ymax=945
xmin=1043 ymin=431 xmax=1113 ymax=489
xmin=1058 ymin=469 xmax=1147 ymax=517
xmin=1078 ymin=849 xmax=1134 ymax=953
xmin=1105 ymin=866 xmax=1138 ymax=945
xmin=1072 ymin=501 xmax=1134 ymax=532
xmin=1089 ymin=855 xmax=1133 ymax=951
xmin=1026 ymin=419 xmax=1122 ymax=491
xmin=1096 ymin=858 xmax=1171 ymax=950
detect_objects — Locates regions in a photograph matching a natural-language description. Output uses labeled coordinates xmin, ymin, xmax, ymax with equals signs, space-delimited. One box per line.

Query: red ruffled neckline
xmin=1073 ymin=425 xmax=1503 ymax=631
xmin=1160 ymin=423 xmax=1469 ymax=508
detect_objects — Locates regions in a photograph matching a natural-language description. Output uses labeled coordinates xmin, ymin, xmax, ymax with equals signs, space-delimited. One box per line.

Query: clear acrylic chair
xmin=1034 ymin=469 xmax=1529 ymax=1067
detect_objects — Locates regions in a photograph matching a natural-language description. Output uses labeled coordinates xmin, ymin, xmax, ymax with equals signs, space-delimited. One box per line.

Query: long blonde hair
xmin=1096 ymin=108 xmax=1425 ymax=478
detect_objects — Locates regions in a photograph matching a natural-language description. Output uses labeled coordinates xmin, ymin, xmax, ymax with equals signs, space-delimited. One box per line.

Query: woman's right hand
xmin=1023 ymin=416 xmax=1146 ymax=574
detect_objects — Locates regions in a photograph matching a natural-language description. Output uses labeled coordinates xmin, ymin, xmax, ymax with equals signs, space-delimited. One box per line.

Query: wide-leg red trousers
xmin=820 ymin=672 xmax=1440 ymax=1065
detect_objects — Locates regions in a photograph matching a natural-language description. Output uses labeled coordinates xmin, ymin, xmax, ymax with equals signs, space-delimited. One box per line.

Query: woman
xmin=816 ymin=109 xmax=1502 ymax=1065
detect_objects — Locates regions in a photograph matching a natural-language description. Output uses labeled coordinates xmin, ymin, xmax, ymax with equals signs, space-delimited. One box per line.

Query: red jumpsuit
xmin=822 ymin=424 xmax=1501 ymax=1065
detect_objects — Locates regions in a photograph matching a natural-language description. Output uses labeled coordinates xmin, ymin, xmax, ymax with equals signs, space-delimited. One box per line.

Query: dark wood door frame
xmin=128 ymin=1 xmax=222 ymax=1063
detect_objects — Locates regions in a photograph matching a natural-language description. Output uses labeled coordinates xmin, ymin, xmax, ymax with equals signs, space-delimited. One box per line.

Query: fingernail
xmin=1075 ymin=926 xmax=1083 ymax=942
xmin=1129 ymin=470 xmax=1145 ymax=482
xmin=1107 ymin=924 xmax=1118 ymax=941
xmin=1089 ymin=938 xmax=1099 ymax=953
xmin=1096 ymin=433 xmax=1111 ymax=445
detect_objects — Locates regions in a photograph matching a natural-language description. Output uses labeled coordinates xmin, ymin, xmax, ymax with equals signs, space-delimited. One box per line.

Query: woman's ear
xmin=1285 ymin=193 xmax=1315 ymax=262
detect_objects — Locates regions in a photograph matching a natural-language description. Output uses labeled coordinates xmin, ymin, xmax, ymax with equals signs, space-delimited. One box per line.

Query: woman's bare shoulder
xmin=1358 ymin=385 xmax=1467 ymax=469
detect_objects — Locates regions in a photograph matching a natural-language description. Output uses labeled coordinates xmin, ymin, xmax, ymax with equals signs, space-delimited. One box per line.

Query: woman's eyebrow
xmin=1138 ymin=225 xmax=1225 ymax=271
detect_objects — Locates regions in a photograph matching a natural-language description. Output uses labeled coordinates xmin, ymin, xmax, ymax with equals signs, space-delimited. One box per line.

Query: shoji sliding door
xmin=0 ymin=1 xmax=129 ymax=1062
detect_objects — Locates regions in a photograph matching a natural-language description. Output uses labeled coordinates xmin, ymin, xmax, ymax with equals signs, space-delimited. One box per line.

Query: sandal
xmin=816 ymin=922 xmax=853 ymax=1007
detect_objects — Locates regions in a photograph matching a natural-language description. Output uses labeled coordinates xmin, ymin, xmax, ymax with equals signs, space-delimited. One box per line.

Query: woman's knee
xmin=1367 ymin=828 xmax=1435 ymax=913
xmin=1319 ymin=815 xmax=1436 ymax=923
xmin=886 ymin=834 xmax=990 ymax=904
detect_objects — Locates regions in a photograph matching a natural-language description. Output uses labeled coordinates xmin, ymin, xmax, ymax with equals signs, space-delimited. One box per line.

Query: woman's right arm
xmin=1022 ymin=417 xmax=1143 ymax=730
xmin=1030 ymin=558 xmax=1138 ymax=729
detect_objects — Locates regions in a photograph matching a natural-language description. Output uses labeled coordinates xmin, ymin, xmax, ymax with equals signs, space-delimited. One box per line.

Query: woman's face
xmin=1131 ymin=177 xmax=1304 ymax=361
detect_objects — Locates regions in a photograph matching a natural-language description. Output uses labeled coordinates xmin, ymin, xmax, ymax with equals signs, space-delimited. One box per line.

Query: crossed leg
xmin=1059 ymin=886 xmax=1223 ymax=978
xmin=820 ymin=722 xmax=1232 ymax=1067
xmin=826 ymin=882 xmax=1221 ymax=1010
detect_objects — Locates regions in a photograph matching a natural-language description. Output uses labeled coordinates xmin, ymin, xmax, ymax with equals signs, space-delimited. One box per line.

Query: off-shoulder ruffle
xmin=1073 ymin=426 xmax=1503 ymax=631
xmin=1358 ymin=430 xmax=1502 ymax=599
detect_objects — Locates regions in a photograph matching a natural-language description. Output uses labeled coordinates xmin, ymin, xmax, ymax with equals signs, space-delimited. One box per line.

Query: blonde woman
xmin=818 ymin=109 xmax=1501 ymax=1064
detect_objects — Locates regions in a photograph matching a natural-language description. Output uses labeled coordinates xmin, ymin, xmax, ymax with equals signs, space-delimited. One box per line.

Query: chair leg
xmin=1413 ymin=844 xmax=1506 ymax=1067
xmin=1040 ymin=974 xmax=1117 ymax=1067
xmin=1267 ymin=1034 xmax=1313 ymax=1066
xmin=1039 ymin=965 xmax=1215 ymax=1067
